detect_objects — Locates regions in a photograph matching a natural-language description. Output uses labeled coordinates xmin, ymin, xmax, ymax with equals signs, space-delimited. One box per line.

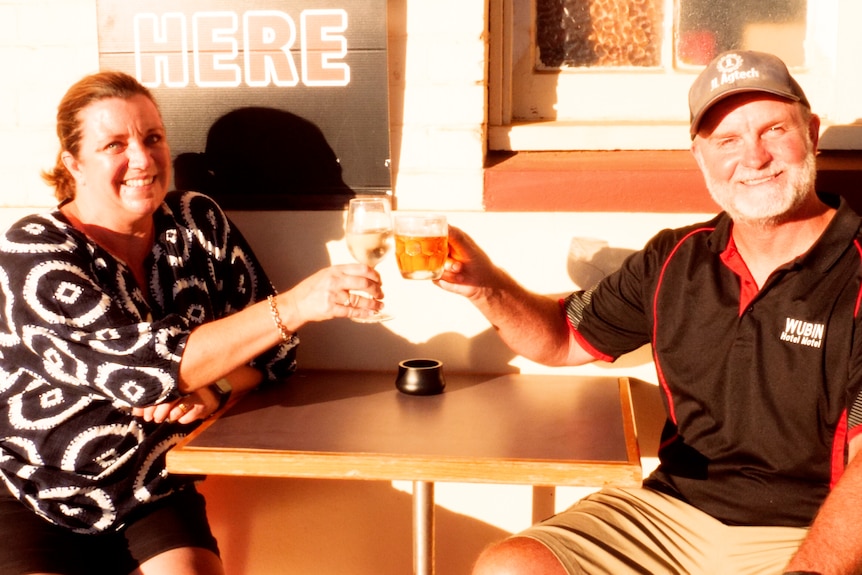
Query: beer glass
xmin=394 ymin=213 xmax=448 ymax=280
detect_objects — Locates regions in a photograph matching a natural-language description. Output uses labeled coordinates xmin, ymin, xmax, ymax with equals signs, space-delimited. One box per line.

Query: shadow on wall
xmin=174 ymin=107 xmax=357 ymax=211
xmin=566 ymin=236 xmax=653 ymax=370
xmin=298 ymin=317 xmax=522 ymax=374
xmin=567 ymin=236 xmax=634 ymax=291
xmin=228 ymin=210 xmax=657 ymax=374
xmin=226 ymin=206 xmax=523 ymax=374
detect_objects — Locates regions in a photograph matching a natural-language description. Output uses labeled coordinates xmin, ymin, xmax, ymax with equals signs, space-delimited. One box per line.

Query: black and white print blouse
xmin=0 ymin=190 xmax=297 ymax=534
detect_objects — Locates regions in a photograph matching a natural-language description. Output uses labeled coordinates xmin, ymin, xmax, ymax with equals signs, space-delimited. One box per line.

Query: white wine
xmin=344 ymin=197 xmax=394 ymax=322
xmin=346 ymin=229 xmax=393 ymax=267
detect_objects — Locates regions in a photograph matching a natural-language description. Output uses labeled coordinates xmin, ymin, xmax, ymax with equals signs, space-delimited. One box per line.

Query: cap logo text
xmin=709 ymin=53 xmax=760 ymax=91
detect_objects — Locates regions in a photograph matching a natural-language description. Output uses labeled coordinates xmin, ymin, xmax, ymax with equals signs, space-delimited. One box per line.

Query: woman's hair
xmin=41 ymin=71 xmax=160 ymax=203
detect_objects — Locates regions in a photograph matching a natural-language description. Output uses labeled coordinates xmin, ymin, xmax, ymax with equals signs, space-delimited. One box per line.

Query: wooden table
xmin=167 ymin=370 xmax=643 ymax=575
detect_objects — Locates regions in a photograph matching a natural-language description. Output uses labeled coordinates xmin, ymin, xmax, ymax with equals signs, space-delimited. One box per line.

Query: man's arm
xmin=435 ymin=225 xmax=596 ymax=366
xmin=784 ymin=436 xmax=862 ymax=574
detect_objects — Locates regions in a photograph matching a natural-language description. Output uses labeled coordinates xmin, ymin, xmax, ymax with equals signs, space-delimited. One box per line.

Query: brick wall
xmin=387 ymin=0 xmax=488 ymax=210
xmin=0 ymin=0 xmax=99 ymax=208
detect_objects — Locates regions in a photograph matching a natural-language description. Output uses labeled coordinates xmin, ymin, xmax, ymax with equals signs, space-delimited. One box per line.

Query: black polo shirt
xmin=565 ymin=196 xmax=862 ymax=527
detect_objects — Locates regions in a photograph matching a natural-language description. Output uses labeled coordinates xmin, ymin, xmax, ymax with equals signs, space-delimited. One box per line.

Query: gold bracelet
xmin=267 ymin=294 xmax=291 ymax=343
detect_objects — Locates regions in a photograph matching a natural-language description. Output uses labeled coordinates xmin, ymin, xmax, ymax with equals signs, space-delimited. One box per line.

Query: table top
xmin=167 ymin=370 xmax=642 ymax=487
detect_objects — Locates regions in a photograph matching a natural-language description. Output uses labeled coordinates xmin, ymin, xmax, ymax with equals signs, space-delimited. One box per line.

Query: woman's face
xmin=62 ymin=94 xmax=171 ymax=228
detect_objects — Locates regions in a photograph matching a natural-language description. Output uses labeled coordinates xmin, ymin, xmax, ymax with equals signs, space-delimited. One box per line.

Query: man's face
xmin=691 ymin=94 xmax=819 ymax=227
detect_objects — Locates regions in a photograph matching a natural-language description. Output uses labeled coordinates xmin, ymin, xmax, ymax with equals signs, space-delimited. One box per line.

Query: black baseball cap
xmin=688 ymin=50 xmax=809 ymax=138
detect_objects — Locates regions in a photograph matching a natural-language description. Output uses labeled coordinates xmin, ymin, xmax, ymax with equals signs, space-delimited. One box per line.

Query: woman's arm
xmin=174 ymin=262 xmax=384 ymax=393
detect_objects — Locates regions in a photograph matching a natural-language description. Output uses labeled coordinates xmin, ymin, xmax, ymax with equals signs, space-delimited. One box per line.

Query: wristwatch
xmin=210 ymin=378 xmax=233 ymax=413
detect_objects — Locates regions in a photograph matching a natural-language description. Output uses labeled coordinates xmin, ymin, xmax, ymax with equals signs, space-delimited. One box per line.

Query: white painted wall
xmin=0 ymin=1 xmax=714 ymax=572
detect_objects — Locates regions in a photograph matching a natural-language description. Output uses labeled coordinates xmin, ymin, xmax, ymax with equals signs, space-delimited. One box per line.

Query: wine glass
xmin=345 ymin=197 xmax=393 ymax=322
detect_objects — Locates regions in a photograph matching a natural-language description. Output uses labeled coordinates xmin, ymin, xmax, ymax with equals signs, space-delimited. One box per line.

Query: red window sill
xmin=484 ymin=150 xmax=862 ymax=213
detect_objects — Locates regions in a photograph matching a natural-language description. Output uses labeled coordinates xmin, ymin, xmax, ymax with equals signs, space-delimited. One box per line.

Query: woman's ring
xmin=178 ymin=403 xmax=191 ymax=414
xmin=343 ymin=296 xmax=352 ymax=307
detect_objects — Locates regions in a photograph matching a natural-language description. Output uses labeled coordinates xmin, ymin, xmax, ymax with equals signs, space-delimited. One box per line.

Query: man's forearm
xmin=469 ymin=271 xmax=580 ymax=366
xmin=786 ymin=453 xmax=862 ymax=574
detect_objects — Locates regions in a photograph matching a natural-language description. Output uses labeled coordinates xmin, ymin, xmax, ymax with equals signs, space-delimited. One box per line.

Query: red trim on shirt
xmin=571 ymin=329 xmax=614 ymax=363
xmin=652 ymin=228 xmax=715 ymax=425
xmin=832 ymin=411 xmax=849 ymax=488
xmin=719 ymin=235 xmax=759 ymax=315
xmin=559 ymin=298 xmax=616 ymax=363
xmin=834 ymin=240 xmax=862 ymax=488
xmin=854 ymin=240 xmax=862 ymax=317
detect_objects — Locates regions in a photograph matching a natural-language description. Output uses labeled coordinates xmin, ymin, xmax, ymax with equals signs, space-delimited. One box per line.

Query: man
xmin=437 ymin=50 xmax=862 ymax=575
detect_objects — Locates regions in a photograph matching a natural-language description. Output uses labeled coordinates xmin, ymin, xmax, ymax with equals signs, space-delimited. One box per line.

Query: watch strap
xmin=210 ymin=378 xmax=233 ymax=413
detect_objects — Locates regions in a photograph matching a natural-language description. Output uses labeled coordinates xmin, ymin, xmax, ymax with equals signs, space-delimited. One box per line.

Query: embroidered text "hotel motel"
xmin=780 ymin=318 xmax=825 ymax=349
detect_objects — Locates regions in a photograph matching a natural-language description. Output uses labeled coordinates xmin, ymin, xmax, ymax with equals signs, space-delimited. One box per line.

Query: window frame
xmin=488 ymin=0 xmax=862 ymax=152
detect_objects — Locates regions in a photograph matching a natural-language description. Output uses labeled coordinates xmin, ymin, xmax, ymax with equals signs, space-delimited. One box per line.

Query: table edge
xmin=167 ymin=374 xmax=644 ymax=488
xmin=167 ymin=446 xmax=642 ymax=486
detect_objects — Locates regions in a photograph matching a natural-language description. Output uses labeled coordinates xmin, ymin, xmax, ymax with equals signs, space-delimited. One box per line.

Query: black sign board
xmin=96 ymin=0 xmax=391 ymax=209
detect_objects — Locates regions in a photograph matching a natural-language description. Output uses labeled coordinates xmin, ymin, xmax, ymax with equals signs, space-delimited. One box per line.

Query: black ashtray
xmin=395 ymin=358 xmax=446 ymax=395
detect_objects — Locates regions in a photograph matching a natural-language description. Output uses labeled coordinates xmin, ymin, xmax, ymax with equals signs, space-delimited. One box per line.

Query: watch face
xmin=214 ymin=379 xmax=232 ymax=395
xmin=212 ymin=379 xmax=232 ymax=412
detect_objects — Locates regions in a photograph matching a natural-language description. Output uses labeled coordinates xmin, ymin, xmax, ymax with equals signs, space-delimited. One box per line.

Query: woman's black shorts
xmin=0 ymin=483 xmax=220 ymax=575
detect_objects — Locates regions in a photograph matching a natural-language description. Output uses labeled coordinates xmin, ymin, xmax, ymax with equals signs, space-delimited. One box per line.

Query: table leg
xmin=532 ymin=485 xmax=556 ymax=524
xmin=413 ymin=480 xmax=435 ymax=575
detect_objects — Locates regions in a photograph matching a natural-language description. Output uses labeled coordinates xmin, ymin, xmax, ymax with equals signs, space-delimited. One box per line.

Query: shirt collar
xmin=705 ymin=194 xmax=862 ymax=273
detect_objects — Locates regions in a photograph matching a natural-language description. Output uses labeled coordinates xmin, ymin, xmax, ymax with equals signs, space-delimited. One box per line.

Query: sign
xmin=96 ymin=0 xmax=391 ymax=209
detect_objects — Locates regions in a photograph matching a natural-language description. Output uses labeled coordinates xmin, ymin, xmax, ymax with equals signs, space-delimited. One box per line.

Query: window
xmin=535 ymin=0 xmax=806 ymax=69
xmin=489 ymin=0 xmax=862 ymax=151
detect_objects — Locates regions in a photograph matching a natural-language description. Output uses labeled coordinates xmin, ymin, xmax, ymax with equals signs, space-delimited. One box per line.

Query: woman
xmin=0 ymin=71 xmax=383 ymax=574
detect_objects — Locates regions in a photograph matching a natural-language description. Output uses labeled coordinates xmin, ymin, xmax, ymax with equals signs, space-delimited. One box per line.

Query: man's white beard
xmin=704 ymin=150 xmax=817 ymax=227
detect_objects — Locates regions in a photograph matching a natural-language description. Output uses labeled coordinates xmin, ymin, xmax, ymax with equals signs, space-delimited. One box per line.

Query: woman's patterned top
xmin=0 ymin=190 xmax=297 ymax=533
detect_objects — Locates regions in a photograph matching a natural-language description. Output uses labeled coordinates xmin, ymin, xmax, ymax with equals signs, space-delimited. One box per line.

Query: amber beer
xmin=394 ymin=214 xmax=448 ymax=280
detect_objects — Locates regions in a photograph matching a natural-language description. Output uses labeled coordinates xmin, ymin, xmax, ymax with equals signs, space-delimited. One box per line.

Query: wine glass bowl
xmin=345 ymin=197 xmax=393 ymax=322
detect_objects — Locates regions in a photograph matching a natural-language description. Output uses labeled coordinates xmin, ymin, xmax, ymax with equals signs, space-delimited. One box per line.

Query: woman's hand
xmin=281 ymin=263 xmax=384 ymax=325
xmin=132 ymin=386 xmax=220 ymax=424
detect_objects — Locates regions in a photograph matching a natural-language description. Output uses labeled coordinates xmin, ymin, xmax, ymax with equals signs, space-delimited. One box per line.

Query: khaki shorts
xmin=521 ymin=486 xmax=807 ymax=575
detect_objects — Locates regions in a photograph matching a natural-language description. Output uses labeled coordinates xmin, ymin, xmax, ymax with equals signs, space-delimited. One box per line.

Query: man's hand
xmin=434 ymin=225 xmax=501 ymax=300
